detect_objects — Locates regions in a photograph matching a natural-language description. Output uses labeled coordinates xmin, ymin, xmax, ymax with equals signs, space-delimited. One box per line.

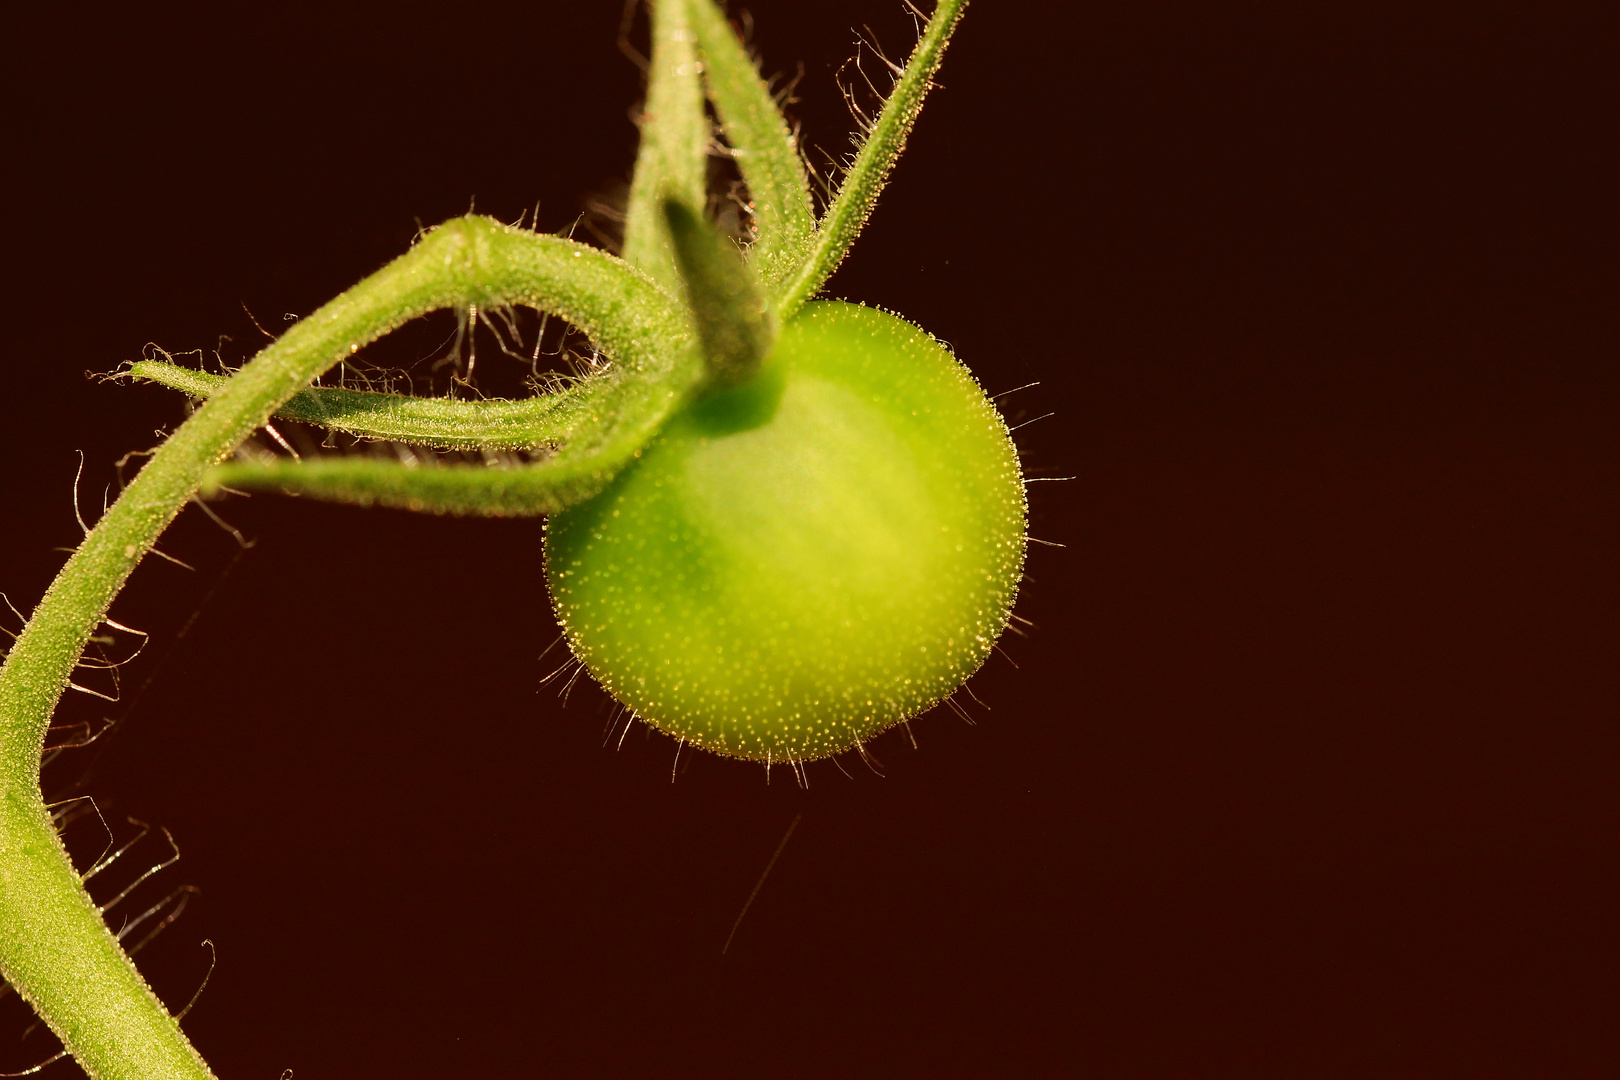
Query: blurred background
xmin=2 ymin=1 xmax=1614 ymax=1076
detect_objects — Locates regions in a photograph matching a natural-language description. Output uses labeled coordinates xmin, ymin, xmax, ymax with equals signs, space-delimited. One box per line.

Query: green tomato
xmin=543 ymin=301 xmax=1026 ymax=763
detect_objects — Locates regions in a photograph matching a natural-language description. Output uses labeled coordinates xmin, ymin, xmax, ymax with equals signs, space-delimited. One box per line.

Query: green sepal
xmin=685 ymin=0 xmax=815 ymax=287
xmin=774 ymin=0 xmax=967 ymax=318
xmin=663 ymin=198 xmax=774 ymax=387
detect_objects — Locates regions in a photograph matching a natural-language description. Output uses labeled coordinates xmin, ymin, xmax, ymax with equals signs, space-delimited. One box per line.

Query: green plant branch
xmin=686 ymin=0 xmax=816 ymax=288
xmin=774 ymin=0 xmax=967 ymax=319
xmin=0 ymin=216 xmax=690 ymax=1080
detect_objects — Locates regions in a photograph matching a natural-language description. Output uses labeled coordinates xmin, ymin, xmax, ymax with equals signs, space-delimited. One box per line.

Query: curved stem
xmin=0 ymin=216 xmax=685 ymax=1079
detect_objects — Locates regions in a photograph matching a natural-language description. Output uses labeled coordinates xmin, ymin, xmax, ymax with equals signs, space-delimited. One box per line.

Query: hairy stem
xmin=0 ymin=216 xmax=686 ymax=1080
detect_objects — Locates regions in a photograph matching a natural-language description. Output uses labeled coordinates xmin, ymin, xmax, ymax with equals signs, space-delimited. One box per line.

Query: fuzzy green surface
xmin=544 ymin=301 xmax=1026 ymax=763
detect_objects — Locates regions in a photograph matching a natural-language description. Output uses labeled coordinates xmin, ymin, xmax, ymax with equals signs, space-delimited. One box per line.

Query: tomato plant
xmin=0 ymin=2 xmax=1024 ymax=1076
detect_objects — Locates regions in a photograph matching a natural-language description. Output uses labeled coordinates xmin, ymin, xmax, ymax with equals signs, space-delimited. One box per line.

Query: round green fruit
xmin=543 ymin=301 xmax=1026 ymax=763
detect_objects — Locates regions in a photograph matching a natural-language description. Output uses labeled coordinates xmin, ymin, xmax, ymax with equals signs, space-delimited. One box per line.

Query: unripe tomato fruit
xmin=544 ymin=301 xmax=1026 ymax=763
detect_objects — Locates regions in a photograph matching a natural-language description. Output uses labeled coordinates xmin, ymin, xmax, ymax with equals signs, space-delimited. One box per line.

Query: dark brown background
xmin=2 ymin=2 xmax=1615 ymax=1077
